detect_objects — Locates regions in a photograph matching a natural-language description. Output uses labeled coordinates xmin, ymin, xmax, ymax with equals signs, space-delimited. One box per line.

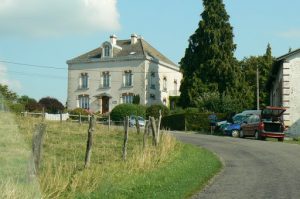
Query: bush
xmin=146 ymin=104 xmax=169 ymax=119
xmin=9 ymin=103 xmax=25 ymax=113
xmin=110 ymin=104 xmax=146 ymax=121
xmin=39 ymin=97 xmax=64 ymax=114
xmin=161 ymin=112 xmax=226 ymax=132
xmin=69 ymin=108 xmax=90 ymax=116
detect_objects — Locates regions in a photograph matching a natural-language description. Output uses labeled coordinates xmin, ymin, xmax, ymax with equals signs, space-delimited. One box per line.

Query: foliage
xmin=38 ymin=97 xmax=64 ymax=114
xmin=0 ymin=84 xmax=18 ymax=102
xmin=169 ymin=96 xmax=180 ymax=109
xmin=241 ymin=44 xmax=274 ymax=108
xmin=110 ymin=104 xmax=146 ymax=121
xmin=162 ymin=112 xmax=226 ymax=131
xmin=132 ymin=95 xmax=140 ymax=104
xmin=25 ymin=101 xmax=43 ymax=112
xmin=69 ymin=108 xmax=90 ymax=116
xmin=146 ymin=104 xmax=170 ymax=119
xmin=179 ymin=0 xmax=239 ymax=108
xmin=17 ymin=95 xmax=42 ymax=112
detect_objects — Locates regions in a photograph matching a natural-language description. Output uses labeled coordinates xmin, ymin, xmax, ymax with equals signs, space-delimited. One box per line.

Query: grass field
xmin=0 ymin=112 xmax=222 ymax=199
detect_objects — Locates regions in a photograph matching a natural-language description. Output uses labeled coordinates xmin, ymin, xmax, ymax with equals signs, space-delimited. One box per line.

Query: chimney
xmin=110 ymin=34 xmax=117 ymax=45
xmin=131 ymin=33 xmax=138 ymax=44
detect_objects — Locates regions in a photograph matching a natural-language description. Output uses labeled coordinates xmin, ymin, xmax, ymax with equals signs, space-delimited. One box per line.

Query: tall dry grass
xmin=10 ymin=116 xmax=179 ymax=198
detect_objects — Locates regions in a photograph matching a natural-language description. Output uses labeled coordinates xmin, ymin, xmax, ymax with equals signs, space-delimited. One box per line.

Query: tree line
xmin=0 ymin=84 xmax=64 ymax=113
xmin=179 ymin=0 xmax=274 ymax=114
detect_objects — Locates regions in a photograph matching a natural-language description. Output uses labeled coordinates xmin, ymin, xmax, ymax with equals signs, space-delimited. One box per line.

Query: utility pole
xmin=256 ymin=65 xmax=260 ymax=110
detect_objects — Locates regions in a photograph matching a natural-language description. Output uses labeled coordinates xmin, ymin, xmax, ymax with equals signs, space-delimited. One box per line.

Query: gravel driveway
xmin=174 ymin=133 xmax=300 ymax=199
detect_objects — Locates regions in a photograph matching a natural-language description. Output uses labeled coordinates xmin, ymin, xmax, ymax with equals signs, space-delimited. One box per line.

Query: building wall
xmin=144 ymin=60 xmax=182 ymax=106
xmin=271 ymin=53 xmax=300 ymax=135
xmin=67 ymin=58 xmax=182 ymax=112
xmin=67 ymin=58 xmax=146 ymax=112
xmin=286 ymin=55 xmax=300 ymax=135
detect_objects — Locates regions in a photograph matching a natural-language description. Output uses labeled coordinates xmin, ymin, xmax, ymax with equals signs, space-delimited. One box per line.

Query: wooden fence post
xmin=157 ymin=110 xmax=162 ymax=144
xmin=108 ymin=114 xmax=111 ymax=132
xmin=135 ymin=117 xmax=140 ymax=134
xmin=84 ymin=115 xmax=96 ymax=168
xmin=32 ymin=123 xmax=46 ymax=175
xmin=122 ymin=116 xmax=129 ymax=160
xmin=79 ymin=113 xmax=82 ymax=124
xmin=143 ymin=120 xmax=149 ymax=148
xmin=42 ymin=107 xmax=45 ymax=121
xmin=150 ymin=117 xmax=157 ymax=146
xmin=60 ymin=111 xmax=63 ymax=123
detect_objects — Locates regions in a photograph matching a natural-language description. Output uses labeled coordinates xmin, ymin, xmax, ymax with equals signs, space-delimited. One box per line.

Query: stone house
xmin=66 ymin=34 xmax=182 ymax=113
xmin=268 ymin=48 xmax=300 ymax=135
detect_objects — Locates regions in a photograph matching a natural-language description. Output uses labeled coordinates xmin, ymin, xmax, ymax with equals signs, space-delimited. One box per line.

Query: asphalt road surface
xmin=174 ymin=133 xmax=300 ymax=199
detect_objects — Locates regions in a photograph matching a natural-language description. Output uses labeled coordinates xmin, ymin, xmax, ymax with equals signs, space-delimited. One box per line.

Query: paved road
xmin=174 ymin=133 xmax=300 ymax=199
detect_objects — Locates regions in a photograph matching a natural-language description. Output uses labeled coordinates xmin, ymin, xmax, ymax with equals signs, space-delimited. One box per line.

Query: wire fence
xmin=20 ymin=111 xmax=144 ymax=129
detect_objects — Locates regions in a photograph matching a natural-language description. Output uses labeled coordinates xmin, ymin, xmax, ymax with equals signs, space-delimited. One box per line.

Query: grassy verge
xmin=0 ymin=113 xmax=221 ymax=198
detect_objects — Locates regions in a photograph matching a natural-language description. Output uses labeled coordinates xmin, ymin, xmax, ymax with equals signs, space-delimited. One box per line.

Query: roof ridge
xmin=277 ymin=48 xmax=300 ymax=61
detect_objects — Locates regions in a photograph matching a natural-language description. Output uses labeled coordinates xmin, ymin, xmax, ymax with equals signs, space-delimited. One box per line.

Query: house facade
xmin=66 ymin=34 xmax=182 ymax=113
xmin=268 ymin=49 xmax=300 ymax=136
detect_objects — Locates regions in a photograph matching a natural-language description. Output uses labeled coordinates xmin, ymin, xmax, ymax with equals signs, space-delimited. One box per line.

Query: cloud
xmin=279 ymin=29 xmax=300 ymax=39
xmin=0 ymin=63 xmax=22 ymax=91
xmin=0 ymin=0 xmax=120 ymax=37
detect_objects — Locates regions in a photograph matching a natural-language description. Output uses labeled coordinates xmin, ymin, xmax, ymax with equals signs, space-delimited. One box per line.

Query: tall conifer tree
xmin=179 ymin=0 xmax=239 ymax=107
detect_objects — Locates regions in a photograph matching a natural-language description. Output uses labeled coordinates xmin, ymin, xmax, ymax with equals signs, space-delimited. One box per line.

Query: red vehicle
xmin=240 ymin=106 xmax=286 ymax=141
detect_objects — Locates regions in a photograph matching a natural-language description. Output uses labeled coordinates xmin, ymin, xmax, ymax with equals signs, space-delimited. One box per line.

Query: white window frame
xmin=122 ymin=93 xmax=133 ymax=104
xmin=80 ymin=73 xmax=89 ymax=89
xmin=104 ymin=45 xmax=110 ymax=57
xmin=101 ymin=72 xmax=110 ymax=88
xmin=123 ymin=71 xmax=133 ymax=87
xmin=150 ymin=72 xmax=155 ymax=89
xmin=163 ymin=77 xmax=167 ymax=91
xmin=78 ymin=95 xmax=89 ymax=109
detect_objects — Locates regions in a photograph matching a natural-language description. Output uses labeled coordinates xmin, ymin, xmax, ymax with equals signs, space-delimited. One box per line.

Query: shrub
xmin=25 ymin=101 xmax=43 ymax=112
xmin=110 ymin=104 xmax=146 ymax=121
xmin=69 ymin=108 xmax=90 ymax=116
xmin=39 ymin=97 xmax=64 ymax=114
xmin=146 ymin=104 xmax=169 ymax=119
xmin=161 ymin=112 xmax=226 ymax=132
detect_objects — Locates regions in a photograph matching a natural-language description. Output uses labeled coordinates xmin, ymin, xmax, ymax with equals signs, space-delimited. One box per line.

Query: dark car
xmin=240 ymin=106 xmax=286 ymax=141
xmin=224 ymin=113 xmax=251 ymax=137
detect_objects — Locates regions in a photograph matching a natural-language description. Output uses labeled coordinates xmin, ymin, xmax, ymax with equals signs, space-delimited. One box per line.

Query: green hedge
xmin=146 ymin=104 xmax=169 ymax=119
xmin=110 ymin=104 xmax=146 ymax=121
xmin=161 ymin=113 xmax=226 ymax=132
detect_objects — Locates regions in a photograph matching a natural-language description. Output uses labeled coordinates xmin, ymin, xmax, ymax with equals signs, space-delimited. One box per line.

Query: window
xmin=79 ymin=73 xmax=89 ymax=89
xmin=123 ymin=71 xmax=133 ymax=87
xmin=163 ymin=77 xmax=167 ymax=91
xmin=150 ymin=72 xmax=155 ymax=89
xmin=78 ymin=95 xmax=89 ymax=109
xmin=150 ymin=94 xmax=155 ymax=100
xmin=101 ymin=72 xmax=110 ymax=88
xmin=122 ymin=93 xmax=133 ymax=104
xmin=163 ymin=98 xmax=167 ymax=105
xmin=104 ymin=45 xmax=110 ymax=57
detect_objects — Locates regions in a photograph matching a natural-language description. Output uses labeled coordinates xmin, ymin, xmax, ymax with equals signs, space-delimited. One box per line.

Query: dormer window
xmin=104 ymin=45 xmax=110 ymax=57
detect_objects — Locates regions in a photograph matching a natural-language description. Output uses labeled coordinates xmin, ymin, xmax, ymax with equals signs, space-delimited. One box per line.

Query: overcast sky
xmin=0 ymin=0 xmax=300 ymax=103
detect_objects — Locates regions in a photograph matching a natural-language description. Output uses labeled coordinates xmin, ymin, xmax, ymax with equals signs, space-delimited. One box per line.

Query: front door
xmin=102 ymin=96 xmax=109 ymax=113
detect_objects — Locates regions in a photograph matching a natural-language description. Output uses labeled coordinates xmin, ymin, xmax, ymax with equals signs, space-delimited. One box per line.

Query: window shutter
xmin=123 ymin=74 xmax=125 ymax=87
xmin=100 ymin=75 xmax=103 ymax=88
xmin=131 ymin=73 xmax=134 ymax=86
xmin=109 ymin=74 xmax=111 ymax=87
xmin=79 ymin=76 xmax=82 ymax=88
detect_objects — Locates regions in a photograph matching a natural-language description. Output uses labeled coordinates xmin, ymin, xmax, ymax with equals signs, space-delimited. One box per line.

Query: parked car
xmin=224 ymin=113 xmax=250 ymax=137
xmin=240 ymin=106 xmax=286 ymax=141
xmin=129 ymin=115 xmax=145 ymax=127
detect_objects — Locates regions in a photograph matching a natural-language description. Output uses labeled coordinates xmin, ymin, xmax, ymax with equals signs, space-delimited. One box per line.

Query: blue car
xmin=224 ymin=114 xmax=250 ymax=137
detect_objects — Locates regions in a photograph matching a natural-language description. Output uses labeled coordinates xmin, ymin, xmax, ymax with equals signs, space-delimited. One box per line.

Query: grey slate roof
xmin=276 ymin=48 xmax=300 ymax=61
xmin=67 ymin=38 xmax=178 ymax=67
